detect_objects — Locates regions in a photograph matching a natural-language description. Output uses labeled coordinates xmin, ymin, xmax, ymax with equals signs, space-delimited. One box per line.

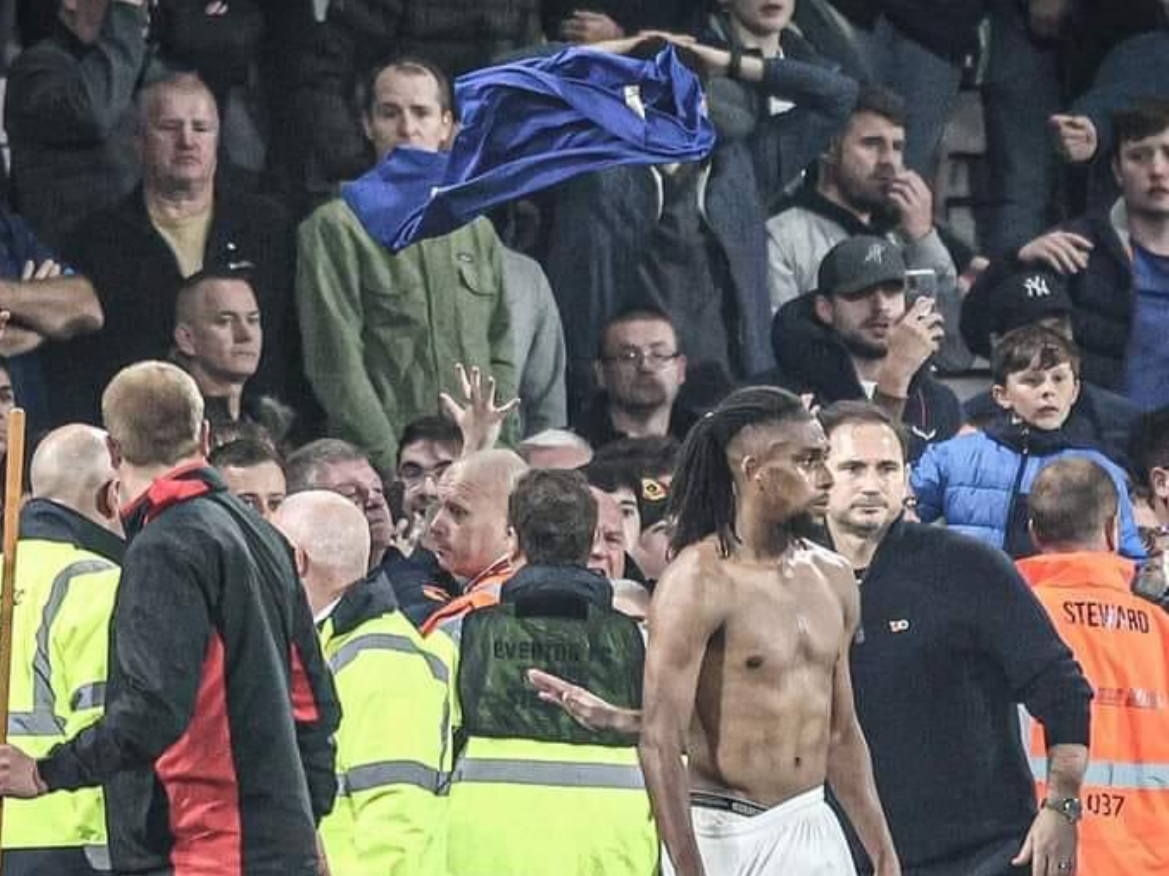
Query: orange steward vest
xmin=1018 ymin=551 xmax=1169 ymax=875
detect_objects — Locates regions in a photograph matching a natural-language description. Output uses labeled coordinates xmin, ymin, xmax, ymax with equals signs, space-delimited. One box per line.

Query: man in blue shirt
xmin=0 ymin=206 xmax=103 ymax=430
xmin=964 ymin=99 xmax=1169 ymax=409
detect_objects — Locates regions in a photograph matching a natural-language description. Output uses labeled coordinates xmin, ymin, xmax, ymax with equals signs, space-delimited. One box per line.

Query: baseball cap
xmin=816 ymin=235 xmax=907 ymax=298
xmin=987 ymin=268 xmax=1072 ymax=338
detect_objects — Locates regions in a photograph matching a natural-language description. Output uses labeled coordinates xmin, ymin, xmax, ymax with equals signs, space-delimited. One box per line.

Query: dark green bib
xmin=458 ymin=594 xmax=644 ymax=748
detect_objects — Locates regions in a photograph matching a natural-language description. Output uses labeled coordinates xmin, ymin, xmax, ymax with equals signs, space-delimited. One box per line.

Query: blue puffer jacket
xmin=911 ymin=422 xmax=1144 ymax=560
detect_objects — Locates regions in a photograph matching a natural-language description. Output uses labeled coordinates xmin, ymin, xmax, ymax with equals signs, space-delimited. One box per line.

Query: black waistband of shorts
xmin=690 ymin=790 xmax=769 ymax=818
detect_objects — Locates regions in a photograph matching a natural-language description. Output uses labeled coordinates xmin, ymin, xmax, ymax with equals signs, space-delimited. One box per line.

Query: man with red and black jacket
xmin=0 ymin=361 xmax=340 ymax=876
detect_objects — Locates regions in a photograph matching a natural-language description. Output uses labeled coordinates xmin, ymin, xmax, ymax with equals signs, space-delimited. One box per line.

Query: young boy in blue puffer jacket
xmin=911 ymin=325 xmax=1144 ymax=559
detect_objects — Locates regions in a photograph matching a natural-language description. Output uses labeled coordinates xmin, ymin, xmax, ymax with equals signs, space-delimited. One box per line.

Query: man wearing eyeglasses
xmin=575 ymin=308 xmax=697 ymax=450
xmin=396 ymin=415 xmax=463 ymax=522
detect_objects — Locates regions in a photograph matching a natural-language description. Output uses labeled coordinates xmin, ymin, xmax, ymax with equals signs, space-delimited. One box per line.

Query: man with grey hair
xmin=275 ymin=491 xmax=371 ymax=620
xmin=49 ymin=71 xmax=298 ymax=427
xmin=274 ymin=490 xmax=455 ymax=875
xmin=1 ymin=425 xmax=122 ymax=875
xmin=1017 ymin=458 xmax=1169 ymax=875
xmin=287 ymin=438 xmax=395 ymax=569
xmin=0 ymin=361 xmax=340 ymax=876
xmin=286 ymin=437 xmax=457 ymax=628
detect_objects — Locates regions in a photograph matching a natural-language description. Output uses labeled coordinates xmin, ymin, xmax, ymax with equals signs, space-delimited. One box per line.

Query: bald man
xmin=420 ymin=449 xmax=529 ymax=638
xmin=2 ymin=425 xmax=123 ymax=875
xmin=275 ymin=492 xmax=455 ymax=876
xmin=274 ymin=491 xmax=370 ymax=618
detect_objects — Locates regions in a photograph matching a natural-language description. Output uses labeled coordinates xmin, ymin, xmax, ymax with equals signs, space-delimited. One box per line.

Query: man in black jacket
xmin=963 ymin=99 xmax=1169 ymax=409
xmin=541 ymin=13 xmax=858 ymax=417
xmin=820 ymin=400 xmax=1090 ymax=876
xmin=49 ymin=71 xmax=304 ymax=429
xmin=762 ymin=235 xmax=961 ymax=460
xmin=0 ymin=361 xmax=341 ymax=876
xmin=4 ymin=0 xmax=148 ymax=250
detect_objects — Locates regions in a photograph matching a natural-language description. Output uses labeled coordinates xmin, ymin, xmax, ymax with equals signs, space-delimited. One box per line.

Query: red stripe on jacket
xmin=290 ymin=644 xmax=320 ymax=722
xmin=155 ymin=633 xmax=243 ymax=876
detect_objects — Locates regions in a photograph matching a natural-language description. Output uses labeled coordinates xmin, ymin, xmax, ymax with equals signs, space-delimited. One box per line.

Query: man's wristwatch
xmin=1043 ymin=797 xmax=1083 ymax=824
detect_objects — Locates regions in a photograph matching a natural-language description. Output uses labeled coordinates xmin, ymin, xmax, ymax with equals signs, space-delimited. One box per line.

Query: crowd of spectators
xmin=0 ymin=0 xmax=1168 ymax=874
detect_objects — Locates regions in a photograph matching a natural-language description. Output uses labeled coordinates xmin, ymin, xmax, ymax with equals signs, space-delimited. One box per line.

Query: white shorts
xmin=661 ymin=786 xmax=857 ymax=876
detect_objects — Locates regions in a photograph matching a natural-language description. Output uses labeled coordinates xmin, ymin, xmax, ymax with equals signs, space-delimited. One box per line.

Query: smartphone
xmin=904 ymin=269 xmax=938 ymax=305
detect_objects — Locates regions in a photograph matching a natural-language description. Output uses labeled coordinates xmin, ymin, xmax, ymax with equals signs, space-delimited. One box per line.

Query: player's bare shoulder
xmin=797 ymin=540 xmax=855 ymax=581
xmin=789 ymin=540 xmax=859 ymax=618
xmin=651 ymin=537 xmax=737 ymax=624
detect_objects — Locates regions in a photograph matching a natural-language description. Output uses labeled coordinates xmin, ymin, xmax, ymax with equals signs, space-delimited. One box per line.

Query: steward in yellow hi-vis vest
xmin=3 ymin=497 xmax=122 ymax=875
xmin=319 ymin=572 xmax=455 ymax=876
xmin=447 ymin=562 xmax=658 ymax=876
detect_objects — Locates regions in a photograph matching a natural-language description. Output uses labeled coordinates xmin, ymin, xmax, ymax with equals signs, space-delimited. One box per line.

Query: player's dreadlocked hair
xmin=668 ymin=386 xmax=811 ymax=557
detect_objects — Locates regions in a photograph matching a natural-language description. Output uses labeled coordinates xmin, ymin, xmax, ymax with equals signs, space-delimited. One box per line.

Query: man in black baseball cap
xmin=761 ymin=235 xmax=963 ymax=459
xmin=961 ymin=266 xmax=1139 ymax=460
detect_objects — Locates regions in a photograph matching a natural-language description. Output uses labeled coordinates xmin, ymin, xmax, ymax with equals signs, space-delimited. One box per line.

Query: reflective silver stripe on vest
xmin=70 ymin=682 xmax=106 ymax=711
xmin=8 ymin=559 xmax=116 ymax=738
xmin=337 ymin=760 xmax=443 ymax=796
xmin=84 ymin=844 xmax=111 ymax=871
xmin=1029 ymin=756 xmax=1169 ymax=789
xmin=329 ymin=633 xmax=448 ymax=683
xmin=443 ymin=616 xmax=465 ymax=647
xmin=7 ymin=711 xmax=64 ymax=736
xmin=452 ymin=758 xmax=646 ymax=790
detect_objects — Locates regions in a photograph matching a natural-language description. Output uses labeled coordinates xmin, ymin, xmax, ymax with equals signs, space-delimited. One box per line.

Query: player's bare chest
xmin=716 ymin=569 xmax=845 ymax=670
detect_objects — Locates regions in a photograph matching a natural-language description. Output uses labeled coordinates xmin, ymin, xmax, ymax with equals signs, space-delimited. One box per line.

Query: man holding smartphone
xmin=766 ymin=86 xmax=973 ymax=371
xmin=763 ymin=236 xmax=963 ymax=460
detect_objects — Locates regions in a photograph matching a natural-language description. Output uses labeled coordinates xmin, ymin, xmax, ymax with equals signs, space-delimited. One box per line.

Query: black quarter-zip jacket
xmin=39 ymin=466 xmax=341 ymax=876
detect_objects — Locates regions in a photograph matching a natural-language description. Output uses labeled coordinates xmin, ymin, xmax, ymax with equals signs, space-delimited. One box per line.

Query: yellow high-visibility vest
xmin=445 ymin=588 xmax=658 ymax=876
xmin=447 ymin=736 xmax=659 ymax=876
xmin=319 ymin=606 xmax=455 ymax=876
xmin=1 ymin=540 xmax=118 ymax=854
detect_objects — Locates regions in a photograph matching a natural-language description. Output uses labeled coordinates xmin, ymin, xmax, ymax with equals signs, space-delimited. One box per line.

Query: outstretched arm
xmin=527 ymin=669 xmax=642 ymax=736
xmin=824 ymin=565 xmax=900 ymax=876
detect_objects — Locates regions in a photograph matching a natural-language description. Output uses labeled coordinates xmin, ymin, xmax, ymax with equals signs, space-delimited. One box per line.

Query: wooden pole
xmin=0 ymin=407 xmax=28 ymax=872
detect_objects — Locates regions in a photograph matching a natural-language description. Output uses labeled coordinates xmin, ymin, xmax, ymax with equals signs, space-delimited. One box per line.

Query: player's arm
xmin=528 ymin=669 xmax=642 ymax=736
xmin=638 ymin=546 xmax=728 ymax=876
xmin=823 ymin=559 xmax=901 ymax=876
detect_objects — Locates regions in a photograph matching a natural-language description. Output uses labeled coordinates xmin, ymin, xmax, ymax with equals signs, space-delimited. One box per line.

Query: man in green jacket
xmin=296 ymin=56 xmax=517 ymax=475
